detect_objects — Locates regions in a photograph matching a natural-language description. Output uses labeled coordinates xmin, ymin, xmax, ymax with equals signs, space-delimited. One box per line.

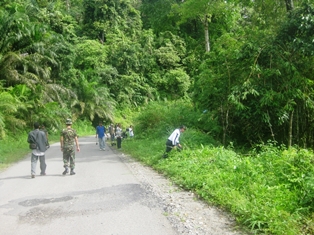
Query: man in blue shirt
xmin=162 ymin=125 xmax=186 ymax=158
xmin=96 ymin=121 xmax=106 ymax=150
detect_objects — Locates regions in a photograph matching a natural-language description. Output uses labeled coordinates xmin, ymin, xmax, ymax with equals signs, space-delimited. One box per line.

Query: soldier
xmin=60 ymin=119 xmax=80 ymax=175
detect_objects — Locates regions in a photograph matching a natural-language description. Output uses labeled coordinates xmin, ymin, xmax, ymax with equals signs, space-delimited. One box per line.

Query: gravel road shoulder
xmin=115 ymin=150 xmax=248 ymax=235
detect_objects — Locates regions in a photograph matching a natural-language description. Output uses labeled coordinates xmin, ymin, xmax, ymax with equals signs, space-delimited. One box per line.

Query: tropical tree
xmin=0 ymin=1 xmax=81 ymax=130
xmin=225 ymin=0 xmax=314 ymax=146
xmin=171 ymin=0 xmax=238 ymax=53
xmin=82 ymin=0 xmax=142 ymax=41
xmin=140 ymin=0 xmax=180 ymax=33
xmin=72 ymin=76 xmax=115 ymax=121
xmin=0 ymin=85 xmax=26 ymax=138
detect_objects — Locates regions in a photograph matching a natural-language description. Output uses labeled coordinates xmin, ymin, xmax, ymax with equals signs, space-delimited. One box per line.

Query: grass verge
xmin=121 ymin=137 xmax=314 ymax=235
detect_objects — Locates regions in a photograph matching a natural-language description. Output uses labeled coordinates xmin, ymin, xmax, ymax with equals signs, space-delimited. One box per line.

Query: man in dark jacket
xmin=27 ymin=122 xmax=48 ymax=178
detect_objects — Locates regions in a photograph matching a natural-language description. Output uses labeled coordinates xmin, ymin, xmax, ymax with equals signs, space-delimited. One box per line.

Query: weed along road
xmin=0 ymin=136 xmax=177 ymax=235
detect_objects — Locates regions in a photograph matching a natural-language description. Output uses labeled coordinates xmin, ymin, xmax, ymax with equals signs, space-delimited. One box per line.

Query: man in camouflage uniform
xmin=60 ymin=119 xmax=80 ymax=175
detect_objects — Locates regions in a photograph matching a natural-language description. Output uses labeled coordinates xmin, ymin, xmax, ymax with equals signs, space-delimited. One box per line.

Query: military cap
xmin=65 ymin=119 xmax=72 ymax=125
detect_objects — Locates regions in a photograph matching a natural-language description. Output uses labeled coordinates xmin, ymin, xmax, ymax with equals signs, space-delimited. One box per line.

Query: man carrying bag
xmin=27 ymin=122 xmax=49 ymax=178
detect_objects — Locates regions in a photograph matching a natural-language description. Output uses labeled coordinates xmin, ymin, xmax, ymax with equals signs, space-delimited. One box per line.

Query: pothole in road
xmin=19 ymin=196 xmax=73 ymax=207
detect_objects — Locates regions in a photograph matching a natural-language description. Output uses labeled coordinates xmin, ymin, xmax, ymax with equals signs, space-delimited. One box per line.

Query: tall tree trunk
xmin=204 ymin=15 xmax=210 ymax=52
xmin=288 ymin=110 xmax=294 ymax=147
xmin=221 ymin=106 xmax=229 ymax=146
xmin=285 ymin=0 xmax=294 ymax=12
xmin=66 ymin=0 xmax=70 ymax=11
xmin=266 ymin=111 xmax=276 ymax=141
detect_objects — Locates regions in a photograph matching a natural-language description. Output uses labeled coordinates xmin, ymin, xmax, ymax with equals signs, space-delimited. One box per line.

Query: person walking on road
xmin=115 ymin=124 xmax=123 ymax=149
xmin=162 ymin=125 xmax=186 ymax=158
xmin=27 ymin=122 xmax=49 ymax=178
xmin=60 ymin=119 xmax=80 ymax=175
xmin=96 ymin=121 xmax=106 ymax=150
xmin=109 ymin=124 xmax=115 ymax=142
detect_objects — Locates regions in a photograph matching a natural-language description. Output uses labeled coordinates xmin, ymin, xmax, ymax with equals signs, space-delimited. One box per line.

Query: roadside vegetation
xmin=1 ymin=0 xmax=314 ymax=234
xmin=121 ymin=100 xmax=314 ymax=235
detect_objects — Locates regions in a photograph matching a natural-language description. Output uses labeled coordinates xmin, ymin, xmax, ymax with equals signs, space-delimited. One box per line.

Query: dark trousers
xmin=163 ymin=140 xmax=174 ymax=158
xmin=165 ymin=140 xmax=174 ymax=153
xmin=163 ymin=140 xmax=182 ymax=158
xmin=117 ymin=137 xmax=122 ymax=149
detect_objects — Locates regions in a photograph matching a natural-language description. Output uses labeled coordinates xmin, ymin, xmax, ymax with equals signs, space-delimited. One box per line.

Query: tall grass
xmin=120 ymin=100 xmax=314 ymax=235
xmin=0 ymin=133 xmax=30 ymax=170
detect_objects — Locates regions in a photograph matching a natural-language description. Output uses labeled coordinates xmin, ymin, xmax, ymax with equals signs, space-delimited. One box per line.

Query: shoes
xmin=40 ymin=173 xmax=46 ymax=176
xmin=70 ymin=170 xmax=76 ymax=175
xmin=31 ymin=174 xmax=35 ymax=178
xmin=62 ymin=167 xmax=69 ymax=175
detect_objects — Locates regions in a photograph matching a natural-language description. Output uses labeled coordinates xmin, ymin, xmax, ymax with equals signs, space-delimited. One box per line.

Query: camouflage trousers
xmin=63 ymin=147 xmax=75 ymax=169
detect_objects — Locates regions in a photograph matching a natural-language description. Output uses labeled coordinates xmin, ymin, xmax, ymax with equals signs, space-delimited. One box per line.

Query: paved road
xmin=0 ymin=136 xmax=177 ymax=235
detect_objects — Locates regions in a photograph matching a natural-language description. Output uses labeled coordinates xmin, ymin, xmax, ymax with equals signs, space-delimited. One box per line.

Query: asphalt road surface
xmin=0 ymin=136 xmax=177 ymax=235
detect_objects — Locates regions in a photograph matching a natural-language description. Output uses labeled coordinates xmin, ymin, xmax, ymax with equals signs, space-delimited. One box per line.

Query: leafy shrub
xmin=120 ymin=101 xmax=314 ymax=234
xmin=134 ymin=100 xmax=219 ymax=141
xmin=122 ymin=135 xmax=314 ymax=234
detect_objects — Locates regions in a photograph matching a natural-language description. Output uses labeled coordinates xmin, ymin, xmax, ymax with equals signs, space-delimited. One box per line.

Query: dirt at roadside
xmin=117 ymin=152 xmax=249 ymax=235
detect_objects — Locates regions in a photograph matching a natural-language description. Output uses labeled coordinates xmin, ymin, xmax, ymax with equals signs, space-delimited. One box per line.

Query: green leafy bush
xmin=134 ymin=100 xmax=219 ymax=142
xmin=121 ymin=102 xmax=314 ymax=235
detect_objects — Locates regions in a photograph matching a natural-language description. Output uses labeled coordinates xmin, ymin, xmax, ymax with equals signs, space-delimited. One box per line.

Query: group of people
xmin=95 ymin=121 xmax=185 ymax=159
xmin=96 ymin=122 xmax=134 ymax=150
xmin=97 ymin=122 xmax=186 ymax=158
xmin=27 ymin=119 xmax=80 ymax=178
xmin=28 ymin=118 xmax=186 ymax=178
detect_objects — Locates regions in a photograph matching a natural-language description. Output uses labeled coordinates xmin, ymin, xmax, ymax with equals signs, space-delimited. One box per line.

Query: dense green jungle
xmin=1 ymin=0 xmax=314 ymax=234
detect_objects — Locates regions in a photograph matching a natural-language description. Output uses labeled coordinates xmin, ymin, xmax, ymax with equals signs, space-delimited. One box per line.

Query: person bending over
xmin=163 ymin=125 xmax=186 ymax=158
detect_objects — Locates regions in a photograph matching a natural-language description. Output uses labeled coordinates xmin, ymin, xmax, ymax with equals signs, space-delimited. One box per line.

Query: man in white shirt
xmin=162 ymin=125 xmax=186 ymax=158
xmin=129 ymin=125 xmax=134 ymax=138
